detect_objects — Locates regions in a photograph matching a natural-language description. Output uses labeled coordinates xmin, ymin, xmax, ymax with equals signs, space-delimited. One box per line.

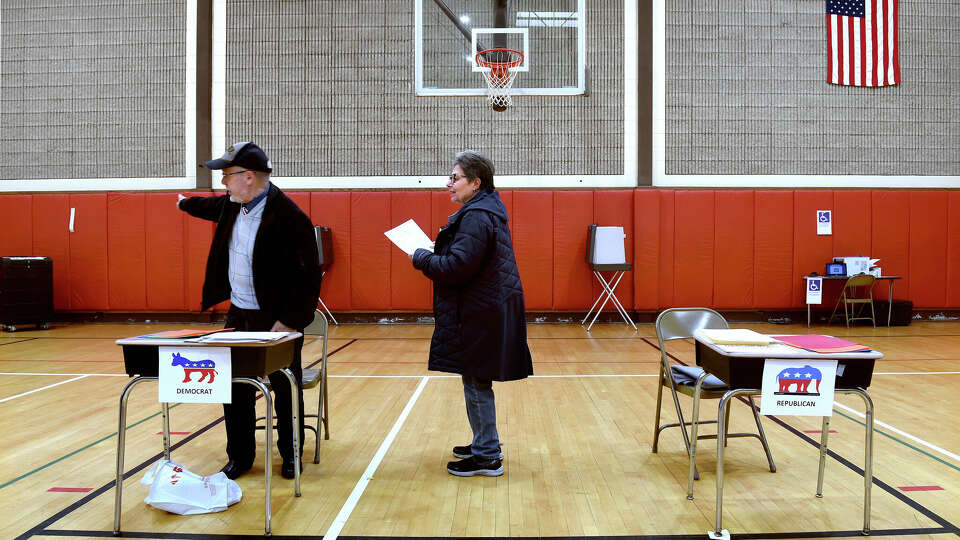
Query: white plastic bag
xmin=140 ymin=459 xmax=242 ymax=515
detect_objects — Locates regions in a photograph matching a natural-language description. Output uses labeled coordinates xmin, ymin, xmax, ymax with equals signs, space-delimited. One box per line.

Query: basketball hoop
xmin=475 ymin=48 xmax=524 ymax=111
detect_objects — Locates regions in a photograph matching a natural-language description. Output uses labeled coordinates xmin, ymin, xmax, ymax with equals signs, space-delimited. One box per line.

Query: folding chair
xmin=256 ymin=310 xmax=330 ymax=463
xmin=828 ymin=273 xmax=876 ymax=328
xmin=652 ymin=307 xmax=775 ymax=481
xmin=581 ymin=224 xmax=637 ymax=331
xmin=315 ymin=225 xmax=338 ymax=325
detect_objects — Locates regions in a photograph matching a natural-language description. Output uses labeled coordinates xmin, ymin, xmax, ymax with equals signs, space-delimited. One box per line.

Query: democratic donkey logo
xmin=775 ymin=365 xmax=822 ymax=396
xmin=170 ymin=352 xmax=218 ymax=383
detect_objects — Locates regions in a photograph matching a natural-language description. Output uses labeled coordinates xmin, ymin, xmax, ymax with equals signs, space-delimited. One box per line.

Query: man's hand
xmin=270 ymin=320 xmax=295 ymax=333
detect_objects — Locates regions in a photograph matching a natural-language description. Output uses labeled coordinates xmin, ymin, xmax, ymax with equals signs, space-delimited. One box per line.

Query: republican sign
xmin=760 ymin=359 xmax=837 ymax=416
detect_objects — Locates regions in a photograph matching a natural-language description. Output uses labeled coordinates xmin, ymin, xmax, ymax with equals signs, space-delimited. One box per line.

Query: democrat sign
xmin=158 ymin=346 xmax=232 ymax=403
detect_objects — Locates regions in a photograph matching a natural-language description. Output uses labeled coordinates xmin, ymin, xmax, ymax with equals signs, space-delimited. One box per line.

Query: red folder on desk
xmin=772 ymin=334 xmax=870 ymax=353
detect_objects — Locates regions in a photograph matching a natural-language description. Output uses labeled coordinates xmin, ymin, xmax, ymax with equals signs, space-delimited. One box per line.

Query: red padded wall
xmin=311 ymin=192 xmax=351 ymax=310
xmin=754 ymin=191 xmax=794 ymax=308
xmin=67 ymin=194 xmax=108 ymax=310
xmin=658 ymin=190 xmax=676 ymax=308
xmin=431 ymin=191 xmax=460 ymax=237
xmin=552 ymin=191 xmax=594 ymax=310
xmin=948 ymin=192 xmax=960 ymax=307
xmin=32 ymin=195 xmax=71 ymax=310
xmin=107 ymin=193 xmax=146 ymax=310
xmin=389 ymin=192 xmax=432 ymax=309
xmin=832 ymin=191 xmax=872 ymax=257
xmin=871 ymin=191 xmax=910 ymax=302
xmin=909 ymin=191 xmax=947 ymax=307
xmin=144 ymin=193 xmax=186 ymax=310
xmin=512 ymin=191 xmax=554 ymax=309
xmin=288 ymin=192 xmax=311 ymax=220
xmin=633 ymin=190 xmax=660 ymax=310
xmin=3 ymin=187 xmax=959 ymax=313
xmin=0 ymin=195 xmax=33 ymax=256
xmin=793 ymin=191 xmax=835 ymax=306
xmin=714 ymin=191 xmax=754 ymax=308
xmin=183 ymin=192 xmax=216 ymax=311
xmin=350 ymin=193 xmax=391 ymax=309
xmin=673 ymin=191 xmax=715 ymax=306
xmin=594 ymin=191 xmax=635 ymax=310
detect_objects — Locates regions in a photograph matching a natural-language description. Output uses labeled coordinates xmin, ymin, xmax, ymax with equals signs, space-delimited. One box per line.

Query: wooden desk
xmin=804 ymin=275 xmax=901 ymax=327
xmin=113 ymin=333 xmax=303 ymax=537
xmin=689 ymin=333 xmax=882 ymax=539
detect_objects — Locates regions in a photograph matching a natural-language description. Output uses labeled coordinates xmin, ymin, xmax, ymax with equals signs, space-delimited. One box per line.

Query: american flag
xmin=826 ymin=0 xmax=900 ymax=86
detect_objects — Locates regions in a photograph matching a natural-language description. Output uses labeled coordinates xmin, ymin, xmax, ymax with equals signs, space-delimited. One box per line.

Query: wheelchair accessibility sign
xmin=817 ymin=210 xmax=832 ymax=235
xmin=806 ymin=277 xmax=823 ymax=304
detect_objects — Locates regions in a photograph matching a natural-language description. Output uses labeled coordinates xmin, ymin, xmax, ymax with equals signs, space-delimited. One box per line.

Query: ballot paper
xmin=197 ymin=331 xmax=290 ymax=343
xmin=384 ymin=219 xmax=434 ymax=255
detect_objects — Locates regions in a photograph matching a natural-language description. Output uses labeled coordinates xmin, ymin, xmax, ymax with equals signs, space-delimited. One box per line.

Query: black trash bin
xmin=873 ymin=299 xmax=913 ymax=326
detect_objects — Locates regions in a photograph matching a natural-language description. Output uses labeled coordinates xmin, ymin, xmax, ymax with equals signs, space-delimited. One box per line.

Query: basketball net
xmin=476 ymin=49 xmax=523 ymax=110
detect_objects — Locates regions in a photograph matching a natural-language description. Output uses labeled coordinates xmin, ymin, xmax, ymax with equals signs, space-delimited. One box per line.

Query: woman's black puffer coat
xmin=412 ymin=189 xmax=533 ymax=381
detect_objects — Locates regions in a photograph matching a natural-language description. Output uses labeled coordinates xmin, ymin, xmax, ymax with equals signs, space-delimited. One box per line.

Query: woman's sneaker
xmin=446 ymin=456 xmax=504 ymax=477
xmin=452 ymin=444 xmax=504 ymax=460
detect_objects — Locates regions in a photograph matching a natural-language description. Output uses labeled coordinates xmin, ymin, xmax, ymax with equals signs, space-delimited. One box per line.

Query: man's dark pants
xmin=222 ymin=304 xmax=305 ymax=466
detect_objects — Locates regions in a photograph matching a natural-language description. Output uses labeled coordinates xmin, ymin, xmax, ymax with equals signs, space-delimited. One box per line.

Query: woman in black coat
xmin=412 ymin=150 xmax=533 ymax=477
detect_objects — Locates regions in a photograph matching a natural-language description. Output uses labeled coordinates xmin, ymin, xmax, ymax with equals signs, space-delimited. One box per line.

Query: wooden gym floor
xmin=1 ymin=319 xmax=959 ymax=539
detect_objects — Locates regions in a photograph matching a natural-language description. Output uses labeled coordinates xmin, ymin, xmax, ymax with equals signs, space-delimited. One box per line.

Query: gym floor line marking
xmin=0 ymin=375 xmax=89 ymax=404
xmin=47 ymin=487 xmax=92 ymax=493
xmin=832 ymin=401 xmax=960 ymax=465
xmin=322 ymin=375 xmax=430 ymax=540
xmin=20 ymin=526 xmax=959 ymax=539
xmin=0 ymin=404 xmax=182 ymax=491
xmin=900 ymin=485 xmax=944 ymax=492
xmin=872 ymin=371 xmax=960 ymax=375
xmin=767 ymin=414 xmax=959 ymax=535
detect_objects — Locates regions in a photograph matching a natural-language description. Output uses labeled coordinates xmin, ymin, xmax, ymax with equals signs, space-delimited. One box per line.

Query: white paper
xmin=198 ymin=331 xmax=289 ymax=342
xmin=384 ymin=219 xmax=434 ymax=255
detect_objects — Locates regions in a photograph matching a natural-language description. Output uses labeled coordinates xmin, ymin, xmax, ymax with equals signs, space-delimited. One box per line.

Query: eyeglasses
xmin=222 ymin=169 xmax=249 ymax=178
xmin=448 ymin=173 xmax=469 ymax=183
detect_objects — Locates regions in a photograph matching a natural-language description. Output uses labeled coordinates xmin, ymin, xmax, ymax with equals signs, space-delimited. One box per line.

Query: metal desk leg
xmin=838 ymin=388 xmax=874 ymax=535
xmin=686 ymin=372 xmax=710 ymax=499
xmin=887 ymin=281 xmax=894 ymax=327
xmin=235 ymin=377 xmax=274 ymax=535
xmin=114 ymin=376 xmax=155 ymax=536
xmin=161 ymin=402 xmax=172 ymax=461
xmin=816 ymin=416 xmax=830 ymax=497
xmin=279 ymin=368 xmax=302 ymax=496
xmin=712 ymin=388 xmax=758 ymax=539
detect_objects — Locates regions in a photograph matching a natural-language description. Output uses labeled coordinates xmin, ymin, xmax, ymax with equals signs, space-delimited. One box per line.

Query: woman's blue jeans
xmin=462 ymin=375 xmax=501 ymax=461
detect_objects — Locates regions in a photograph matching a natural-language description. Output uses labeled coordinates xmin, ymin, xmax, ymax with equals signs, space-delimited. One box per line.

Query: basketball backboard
xmin=414 ymin=0 xmax=587 ymax=97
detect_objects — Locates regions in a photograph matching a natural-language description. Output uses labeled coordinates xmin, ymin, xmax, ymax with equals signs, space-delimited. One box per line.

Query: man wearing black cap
xmin=178 ymin=141 xmax=322 ymax=479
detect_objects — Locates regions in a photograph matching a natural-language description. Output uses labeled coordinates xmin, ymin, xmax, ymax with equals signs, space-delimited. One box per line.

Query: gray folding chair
xmin=652 ymin=307 xmax=775 ymax=480
xmin=256 ymin=309 xmax=330 ymax=463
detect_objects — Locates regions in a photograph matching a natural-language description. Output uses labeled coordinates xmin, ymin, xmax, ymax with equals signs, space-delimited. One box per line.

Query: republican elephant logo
xmin=170 ymin=352 xmax=218 ymax=383
xmin=775 ymin=365 xmax=822 ymax=395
